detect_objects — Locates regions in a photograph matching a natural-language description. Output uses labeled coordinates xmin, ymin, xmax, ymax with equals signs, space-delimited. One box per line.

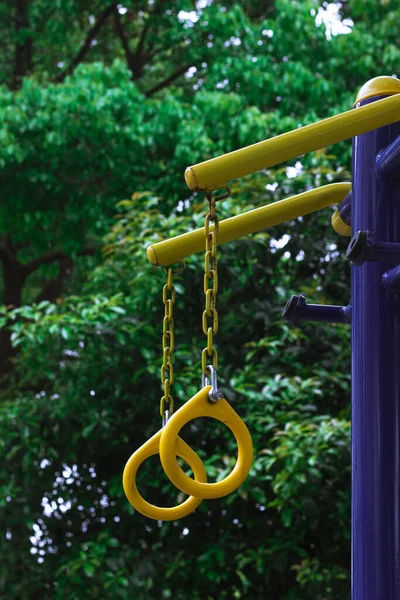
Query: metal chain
xmin=202 ymin=194 xmax=219 ymax=375
xmin=160 ymin=267 xmax=175 ymax=425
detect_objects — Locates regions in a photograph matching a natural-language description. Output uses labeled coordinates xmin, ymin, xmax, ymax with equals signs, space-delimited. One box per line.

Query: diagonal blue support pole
xmin=352 ymin=77 xmax=400 ymax=600
xmin=376 ymin=133 xmax=400 ymax=181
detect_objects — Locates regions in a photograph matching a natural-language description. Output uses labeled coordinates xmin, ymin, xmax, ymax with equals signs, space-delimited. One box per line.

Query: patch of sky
xmin=314 ymin=2 xmax=353 ymax=41
xmin=270 ymin=233 xmax=290 ymax=254
xmin=216 ymin=78 xmax=229 ymax=89
xmin=286 ymin=161 xmax=304 ymax=179
xmin=186 ymin=66 xmax=197 ymax=78
xmin=224 ymin=36 xmax=242 ymax=47
xmin=325 ymin=242 xmax=339 ymax=261
xmin=178 ymin=10 xmax=199 ymax=24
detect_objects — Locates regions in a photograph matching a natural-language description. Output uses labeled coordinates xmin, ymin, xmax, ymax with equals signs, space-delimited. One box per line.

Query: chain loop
xmin=202 ymin=194 xmax=219 ymax=374
xmin=160 ymin=267 xmax=176 ymax=422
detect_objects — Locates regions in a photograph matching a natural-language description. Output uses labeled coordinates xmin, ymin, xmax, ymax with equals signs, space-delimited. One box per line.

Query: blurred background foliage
xmin=0 ymin=0 xmax=398 ymax=597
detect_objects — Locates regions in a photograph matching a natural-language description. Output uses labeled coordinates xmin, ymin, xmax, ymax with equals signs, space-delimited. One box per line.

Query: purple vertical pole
xmin=352 ymin=77 xmax=400 ymax=599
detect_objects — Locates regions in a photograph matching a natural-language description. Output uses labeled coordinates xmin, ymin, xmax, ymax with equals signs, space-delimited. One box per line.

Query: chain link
xmin=202 ymin=194 xmax=219 ymax=374
xmin=160 ymin=267 xmax=175 ymax=421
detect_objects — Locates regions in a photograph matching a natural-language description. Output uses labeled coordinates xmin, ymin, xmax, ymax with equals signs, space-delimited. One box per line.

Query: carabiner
xmin=159 ymin=385 xmax=253 ymax=500
xmin=123 ymin=429 xmax=207 ymax=521
xmin=201 ymin=365 xmax=224 ymax=403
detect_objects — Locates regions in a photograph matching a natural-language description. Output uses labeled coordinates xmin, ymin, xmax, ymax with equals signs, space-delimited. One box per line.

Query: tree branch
xmin=144 ymin=63 xmax=194 ymax=97
xmin=113 ymin=6 xmax=138 ymax=77
xmin=114 ymin=0 xmax=164 ymax=80
xmin=11 ymin=0 xmax=33 ymax=89
xmin=56 ymin=3 xmax=116 ymax=83
xmin=0 ymin=244 xmax=15 ymax=267
xmin=25 ymin=246 xmax=98 ymax=276
xmin=134 ymin=19 xmax=152 ymax=65
xmin=34 ymin=255 xmax=74 ymax=304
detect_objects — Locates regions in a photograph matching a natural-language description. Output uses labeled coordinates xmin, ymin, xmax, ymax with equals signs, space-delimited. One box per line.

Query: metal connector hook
xmin=201 ymin=365 xmax=224 ymax=403
xmin=162 ymin=410 xmax=170 ymax=428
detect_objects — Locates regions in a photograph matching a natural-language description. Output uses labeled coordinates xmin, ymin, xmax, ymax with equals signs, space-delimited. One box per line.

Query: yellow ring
xmin=123 ymin=429 xmax=207 ymax=520
xmin=160 ymin=386 xmax=253 ymax=499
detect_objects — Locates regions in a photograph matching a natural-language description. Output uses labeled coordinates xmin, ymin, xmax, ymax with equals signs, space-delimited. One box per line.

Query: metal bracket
xmin=347 ymin=230 xmax=400 ymax=266
xmin=283 ymin=294 xmax=351 ymax=325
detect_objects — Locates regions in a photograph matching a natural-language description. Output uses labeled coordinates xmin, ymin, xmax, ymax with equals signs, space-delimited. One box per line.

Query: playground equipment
xmin=123 ymin=187 xmax=254 ymax=517
xmin=124 ymin=76 xmax=400 ymax=599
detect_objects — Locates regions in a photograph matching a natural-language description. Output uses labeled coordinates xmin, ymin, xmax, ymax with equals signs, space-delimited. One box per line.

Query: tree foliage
xmin=1 ymin=0 xmax=399 ymax=598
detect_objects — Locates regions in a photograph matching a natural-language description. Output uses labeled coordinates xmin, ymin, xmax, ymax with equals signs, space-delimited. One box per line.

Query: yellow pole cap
xmin=355 ymin=76 xmax=400 ymax=104
xmin=146 ymin=244 xmax=159 ymax=266
xmin=331 ymin=209 xmax=351 ymax=237
xmin=184 ymin=167 xmax=199 ymax=192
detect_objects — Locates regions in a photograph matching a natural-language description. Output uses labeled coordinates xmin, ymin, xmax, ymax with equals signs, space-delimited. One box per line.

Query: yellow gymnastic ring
xmin=123 ymin=428 xmax=207 ymax=521
xmin=160 ymin=386 xmax=253 ymax=500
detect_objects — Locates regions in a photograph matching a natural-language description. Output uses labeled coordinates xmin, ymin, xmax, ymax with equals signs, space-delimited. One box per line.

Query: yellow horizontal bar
xmin=147 ymin=183 xmax=351 ymax=266
xmin=184 ymin=94 xmax=400 ymax=192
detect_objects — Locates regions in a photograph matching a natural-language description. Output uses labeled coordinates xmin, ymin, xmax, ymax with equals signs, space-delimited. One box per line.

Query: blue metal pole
xmin=352 ymin=77 xmax=400 ymax=600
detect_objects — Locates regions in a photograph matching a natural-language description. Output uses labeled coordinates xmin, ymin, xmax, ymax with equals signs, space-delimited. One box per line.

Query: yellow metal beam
xmin=184 ymin=94 xmax=400 ymax=192
xmin=147 ymin=182 xmax=351 ymax=266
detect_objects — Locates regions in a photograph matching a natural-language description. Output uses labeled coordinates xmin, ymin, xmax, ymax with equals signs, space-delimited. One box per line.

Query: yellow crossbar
xmin=147 ymin=183 xmax=351 ymax=266
xmin=184 ymin=94 xmax=400 ymax=192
